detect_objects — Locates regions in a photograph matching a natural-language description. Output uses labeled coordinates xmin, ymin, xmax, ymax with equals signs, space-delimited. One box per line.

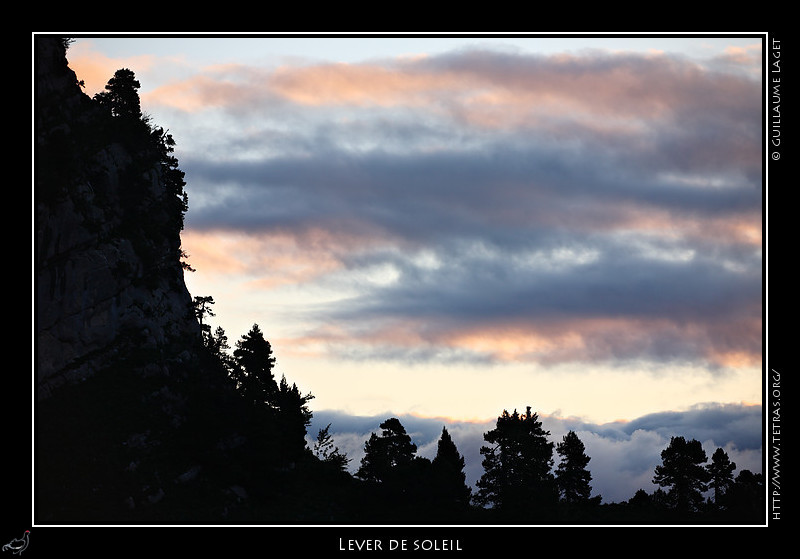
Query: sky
xmin=60 ymin=33 xmax=765 ymax=503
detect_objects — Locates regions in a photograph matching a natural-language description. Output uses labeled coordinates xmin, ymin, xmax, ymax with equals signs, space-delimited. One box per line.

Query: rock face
xmin=34 ymin=37 xmax=239 ymax=524
xmin=35 ymin=36 xmax=200 ymax=400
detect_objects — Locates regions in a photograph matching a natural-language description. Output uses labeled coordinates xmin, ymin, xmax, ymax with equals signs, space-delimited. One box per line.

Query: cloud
xmin=595 ymin=402 xmax=763 ymax=450
xmin=66 ymin=41 xmax=158 ymax=96
xmin=269 ymin=232 xmax=761 ymax=369
xmin=182 ymin=227 xmax=373 ymax=289
xmin=155 ymin=47 xmax=761 ymax=189
xmin=149 ymin=47 xmax=761 ymax=127
xmin=710 ymin=43 xmax=763 ymax=77
xmin=172 ymin=50 xmax=762 ymax=245
xmin=169 ymin=46 xmax=761 ymax=372
xmin=183 ymin=141 xmax=760 ymax=237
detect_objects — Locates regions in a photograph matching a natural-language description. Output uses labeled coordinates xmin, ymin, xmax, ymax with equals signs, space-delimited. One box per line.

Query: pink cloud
xmin=181 ymin=225 xmax=397 ymax=289
xmin=125 ymin=49 xmax=760 ymax=134
xmin=274 ymin=311 xmax=761 ymax=370
xmin=67 ymin=42 xmax=157 ymax=96
xmin=515 ymin=315 xmax=758 ymax=369
xmin=143 ymin=63 xmax=272 ymax=112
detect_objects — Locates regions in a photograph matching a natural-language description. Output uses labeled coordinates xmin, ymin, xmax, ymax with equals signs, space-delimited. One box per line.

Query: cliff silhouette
xmin=34 ymin=36 xmax=354 ymax=524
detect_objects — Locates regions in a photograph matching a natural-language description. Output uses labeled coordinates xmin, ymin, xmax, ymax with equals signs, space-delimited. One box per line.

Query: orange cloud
xmin=76 ymin=47 xmax=758 ymax=145
xmin=261 ymin=55 xmax=677 ymax=131
xmin=721 ymin=43 xmax=762 ymax=66
xmin=144 ymin=64 xmax=266 ymax=112
xmin=144 ymin=75 xmax=228 ymax=112
xmin=182 ymin=228 xmax=344 ymax=288
xmin=523 ymin=199 xmax=762 ymax=250
xmin=267 ymin=62 xmax=464 ymax=107
xmin=444 ymin=324 xmax=584 ymax=362
xmin=67 ymin=42 xmax=157 ymax=96
xmin=404 ymin=411 xmax=493 ymax=425
xmin=182 ymin=225 xmax=399 ymax=290
xmin=707 ymin=350 xmax=761 ymax=369
xmin=279 ymin=319 xmax=429 ymax=354
xmin=287 ymin=314 xmax=762 ymax=370
xmin=180 ymin=230 xmax=251 ymax=276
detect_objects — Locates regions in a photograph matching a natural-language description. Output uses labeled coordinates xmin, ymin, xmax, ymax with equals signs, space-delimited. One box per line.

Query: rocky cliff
xmin=35 ymin=36 xmax=201 ymax=400
xmin=34 ymin=36 xmax=246 ymax=524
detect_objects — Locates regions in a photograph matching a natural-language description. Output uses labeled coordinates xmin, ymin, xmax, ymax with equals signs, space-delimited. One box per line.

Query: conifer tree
xmin=192 ymin=295 xmax=216 ymax=344
xmin=231 ymin=324 xmax=278 ymax=406
xmin=475 ymin=406 xmax=556 ymax=516
xmin=209 ymin=325 xmax=230 ymax=355
xmin=652 ymin=436 xmax=710 ymax=513
xmin=356 ymin=418 xmax=417 ymax=484
xmin=431 ymin=426 xmax=472 ymax=507
xmin=151 ymin=126 xmax=189 ymax=231
xmin=707 ymin=447 xmax=736 ymax=508
xmin=93 ymin=68 xmax=142 ymax=120
xmin=274 ymin=375 xmax=314 ymax=460
xmin=555 ymin=430 xmax=594 ymax=505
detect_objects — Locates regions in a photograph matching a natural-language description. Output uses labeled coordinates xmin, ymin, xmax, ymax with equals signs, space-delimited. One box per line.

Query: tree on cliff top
xmin=93 ymin=68 xmax=142 ymax=120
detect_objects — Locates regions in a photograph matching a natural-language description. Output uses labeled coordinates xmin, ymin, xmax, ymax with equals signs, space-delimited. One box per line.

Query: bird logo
xmin=2 ymin=531 xmax=29 ymax=555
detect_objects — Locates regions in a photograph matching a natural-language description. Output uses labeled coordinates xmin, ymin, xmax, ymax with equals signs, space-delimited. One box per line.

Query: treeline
xmin=196 ymin=312 xmax=474 ymax=523
xmin=197 ymin=303 xmax=765 ymax=525
xmin=343 ymin=408 xmax=765 ymax=525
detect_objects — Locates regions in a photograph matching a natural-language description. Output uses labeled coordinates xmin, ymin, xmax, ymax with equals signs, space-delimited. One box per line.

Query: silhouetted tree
xmin=356 ymin=417 xmax=417 ymax=484
xmin=208 ymin=325 xmax=230 ymax=356
xmin=474 ymin=406 xmax=556 ymax=517
xmin=180 ymin=249 xmax=195 ymax=272
xmin=231 ymin=324 xmax=278 ymax=406
xmin=206 ymin=325 xmax=239 ymax=381
xmin=151 ymin=126 xmax=189 ymax=231
xmin=273 ymin=375 xmax=314 ymax=460
xmin=93 ymin=68 xmax=142 ymax=120
xmin=192 ymin=295 xmax=216 ymax=344
xmin=555 ymin=430 xmax=594 ymax=505
xmin=707 ymin=447 xmax=736 ymax=508
xmin=430 ymin=427 xmax=472 ymax=508
xmin=652 ymin=436 xmax=710 ymax=514
xmin=313 ymin=424 xmax=350 ymax=472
